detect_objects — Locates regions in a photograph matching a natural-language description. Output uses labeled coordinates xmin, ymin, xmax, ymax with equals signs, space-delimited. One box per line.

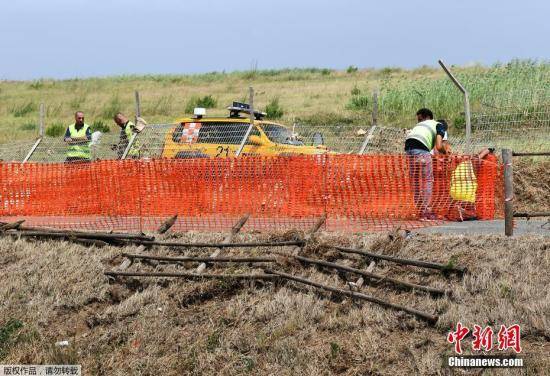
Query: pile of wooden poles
xmin=0 ymin=216 xmax=466 ymax=325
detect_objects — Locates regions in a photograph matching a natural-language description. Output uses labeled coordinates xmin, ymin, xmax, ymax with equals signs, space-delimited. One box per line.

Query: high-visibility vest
xmin=406 ymin=120 xmax=438 ymax=150
xmin=67 ymin=123 xmax=91 ymax=159
xmin=124 ymin=121 xmax=139 ymax=157
xmin=450 ymin=160 xmax=478 ymax=203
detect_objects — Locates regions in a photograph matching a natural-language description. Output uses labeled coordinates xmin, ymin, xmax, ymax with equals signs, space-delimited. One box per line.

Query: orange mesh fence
xmin=0 ymin=155 xmax=502 ymax=232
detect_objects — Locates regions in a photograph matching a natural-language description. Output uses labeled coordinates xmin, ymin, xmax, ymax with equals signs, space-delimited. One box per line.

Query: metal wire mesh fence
xmin=1 ymin=83 xmax=548 ymax=162
xmin=3 ymin=110 xmax=545 ymax=164
xmin=0 ymin=155 xmax=502 ymax=233
xmin=0 ymin=140 xmax=39 ymax=162
xmin=0 ymin=122 xmax=384 ymax=162
xmin=470 ymin=88 xmax=550 ymax=152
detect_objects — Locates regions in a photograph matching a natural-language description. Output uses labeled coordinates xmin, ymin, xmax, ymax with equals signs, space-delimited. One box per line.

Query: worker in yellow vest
xmin=114 ymin=112 xmax=140 ymax=159
xmin=405 ymin=108 xmax=449 ymax=220
xmin=64 ymin=111 xmax=92 ymax=163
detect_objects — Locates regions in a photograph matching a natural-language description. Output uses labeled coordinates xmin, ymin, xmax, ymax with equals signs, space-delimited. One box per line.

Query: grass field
xmin=0 ymin=231 xmax=548 ymax=375
xmin=0 ymin=60 xmax=548 ymax=144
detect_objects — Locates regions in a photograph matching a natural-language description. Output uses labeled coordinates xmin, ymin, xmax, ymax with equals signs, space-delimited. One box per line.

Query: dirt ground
xmin=0 ymin=230 xmax=548 ymax=375
xmin=514 ymin=159 xmax=550 ymax=214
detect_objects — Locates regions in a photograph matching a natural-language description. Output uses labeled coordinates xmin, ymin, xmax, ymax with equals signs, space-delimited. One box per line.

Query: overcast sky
xmin=1 ymin=0 xmax=548 ymax=80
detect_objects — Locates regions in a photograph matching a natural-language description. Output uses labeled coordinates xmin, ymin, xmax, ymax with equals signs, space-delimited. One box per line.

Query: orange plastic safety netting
xmin=0 ymin=154 xmax=502 ymax=233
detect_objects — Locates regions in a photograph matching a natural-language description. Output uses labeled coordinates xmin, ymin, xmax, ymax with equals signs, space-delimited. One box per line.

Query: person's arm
xmin=68 ymin=127 xmax=92 ymax=144
xmin=64 ymin=127 xmax=72 ymax=143
xmin=434 ymin=124 xmax=448 ymax=154
xmin=434 ymin=135 xmax=445 ymax=153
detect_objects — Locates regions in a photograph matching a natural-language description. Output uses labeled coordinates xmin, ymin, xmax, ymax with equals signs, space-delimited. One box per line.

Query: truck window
xmin=197 ymin=122 xmax=260 ymax=145
xmin=262 ymin=123 xmax=303 ymax=145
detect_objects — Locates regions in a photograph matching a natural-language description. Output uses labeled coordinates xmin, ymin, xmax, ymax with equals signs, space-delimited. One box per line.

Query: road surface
xmin=416 ymin=219 xmax=549 ymax=236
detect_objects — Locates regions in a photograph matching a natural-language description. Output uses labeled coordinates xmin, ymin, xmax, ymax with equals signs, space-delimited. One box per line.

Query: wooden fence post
xmin=502 ymin=149 xmax=514 ymax=236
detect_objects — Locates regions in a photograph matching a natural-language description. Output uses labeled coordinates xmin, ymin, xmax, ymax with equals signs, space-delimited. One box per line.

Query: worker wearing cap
xmin=405 ymin=108 xmax=449 ymax=220
xmin=113 ymin=112 xmax=139 ymax=159
xmin=64 ymin=111 xmax=92 ymax=163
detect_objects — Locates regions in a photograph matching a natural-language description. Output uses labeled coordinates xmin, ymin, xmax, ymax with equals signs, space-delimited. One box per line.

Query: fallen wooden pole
xmin=264 ymin=269 xmax=438 ymax=324
xmin=513 ymin=212 xmax=550 ymax=218
xmin=0 ymin=220 xmax=25 ymax=231
xmin=104 ymin=270 xmax=277 ymax=280
xmin=287 ymin=215 xmax=326 ymax=257
xmin=0 ymin=224 xmax=68 ymax=233
xmin=117 ymin=215 xmax=177 ymax=271
xmin=4 ymin=230 xmax=154 ymax=242
xmin=308 ymin=214 xmax=327 ymax=236
xmin=332 ymin=245 xmax=466 ymax=274
xmin=122 ymin=253 xmax=277 ymax=263
xmin=4 ymin=225 xmax=152 ymax=239
xmin=70 ymin=237 xmax=110 ymax=247
xmin=196 ymin=214 xmax=250 ymax=274
xmin=291 ymin=254 xmax=447 ymax=296
xmin=512 ymin=151 xmax=550 ymax=157
xmin=123 ymin=240 xmax=304 ymax=248
xmin=157 ymin=215 xmax=178 ymax=234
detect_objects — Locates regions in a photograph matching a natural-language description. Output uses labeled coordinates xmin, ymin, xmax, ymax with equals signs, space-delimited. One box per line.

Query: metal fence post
xmin=122 ymin=91 xmax=141 ymax=160
xmin=22 ymin=139 xmax=42 ymax=163
xmin=134 ymin=90 xmax=141 ymax=119
xmin=438 ymin=60 xmax=471 ymax=151
xmin=235 ymin=87 xmax=255 ymax=157
xmin=358 ymin=91 xmax=378 ymax=154
xmin=502 ymin=149 xmax=514 ymax=236
xmin=358 ymin=126 xmax=377 ymax=155
xmin=372 ymin=90 xmax=378 ymax=127
xmin=39 ymin=102 xmax=45 ymax=137
xmin=23 ymin=103 xmax=45 ymax=163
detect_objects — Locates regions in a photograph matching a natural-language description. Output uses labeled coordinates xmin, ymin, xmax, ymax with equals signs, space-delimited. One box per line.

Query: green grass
xmin=0 ymin=319 xmax=23 ymax=360
xmin=19 ymin=123 xmax=37 ymax=131
xmin=10 ymin=102 xmax=36 ymax=117
xmin=101 ymin=95 xmax=122 ymax=119
xmin=184 ymin=95 xmax=217 ymax=114
xmin=0 ymin=60 xmax=547 ymax=143
xmin=91 ymin=120 xmax=111 ymax=133
xmin=348 ymin=60 xmax=549 ymax=130
xmin=45 ymin=123 xmax=65 ymax=137
xmin=265 ymin=98 xmax=284 ymax=119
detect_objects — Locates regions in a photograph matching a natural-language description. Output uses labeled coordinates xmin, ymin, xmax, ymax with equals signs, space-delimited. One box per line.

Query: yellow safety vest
xmin=124 ymin=121 xmax=139 ymax=157
xmin=67 ymin=123 xmax=91 ymax=159
xmin=406 ymin=120 xmax=438 ymax=150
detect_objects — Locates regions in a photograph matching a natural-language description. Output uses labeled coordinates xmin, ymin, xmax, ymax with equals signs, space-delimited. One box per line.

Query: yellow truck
xmin=161 ymin=102 xmax=329 ymax=158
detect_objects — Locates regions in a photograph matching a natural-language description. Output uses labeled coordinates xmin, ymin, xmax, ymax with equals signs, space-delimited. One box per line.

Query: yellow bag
xmin=450 ymin=161 xmax=477 ymax=203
